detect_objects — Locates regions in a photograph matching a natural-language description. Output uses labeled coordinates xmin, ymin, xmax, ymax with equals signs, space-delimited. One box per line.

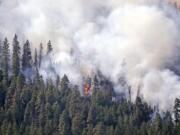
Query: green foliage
xmin=34 ymin=48 xmax=38 ymax=69
xmin=174 ymin=98 xmax=180 ymax=125
xmin=93 ymin=122 xmax=105 ymax=135
xmin=12 ymin=34 xmax=20 ymax=76
xmin=2 ymin=38 xmax=10 ymax=86
xmin=0 ymin=36 xmax=179 ymax=135
xmin=22 ymin=40 xmax=32 ymax=71
xmin=71 ymin=113 xmax=83 ymax=135
xmin=59 ymin=110 xmax=71 ymax=135
xmin=38 ymin=43 xmax=43 ymax=68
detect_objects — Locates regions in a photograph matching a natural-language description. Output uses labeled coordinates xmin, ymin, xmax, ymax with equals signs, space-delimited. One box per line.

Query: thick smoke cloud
xmin=0 ymin=0 xmax=180 ymax=112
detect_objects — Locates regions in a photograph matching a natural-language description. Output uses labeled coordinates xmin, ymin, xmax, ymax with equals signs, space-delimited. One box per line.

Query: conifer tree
xmin=22 ymin=40 xmax=32 ymax=71
xmin=12 ymin=34 xmax=21 ymax=76
xmin=60 ymin=74 xmax=69 ymax=91
xmin=47 ymin=40 xmax=53 ymax=55
xmin=153 ymin=113 xmax=162 ymax=135
xmin=58 ymin=110 xmax=71 ymax=135
xmin=0 ymin=39 xmax=2 ymax=69
xmin=93 ymin=122 xmax=105 ymax=135
xmin=174 ymin=98 xmax=180 ymax=126
xmin=0 ymin=37 xmax=179 ymax=135
xmin=34 ymin=48 xmax=38 ymax=69
xmin=71 ymin=113 xmax=83 ymax=135
xmin=38 ymin=43 xmax=43 ymax=68
xmin=2 ymin=38 xmax=10 ymax=85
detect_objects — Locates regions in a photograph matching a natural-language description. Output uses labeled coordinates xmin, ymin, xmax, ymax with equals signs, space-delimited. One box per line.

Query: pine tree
xmin=162 ymin=111 xmax=174 ymax=135
xmin=174 ymin=98 xmax=180 ymax=126
xmin=2 ymin=38 xmax=10 ymax=86
xmin=82 ymin=128 xmax=88 ymax=135
xmin=34 ymin=48 xmax=38 ymax=69
xmin=106 ymin=126 xmax=114 ymax=135
xmin=60 ymin=74 xmax=69 ymax=91
xmin=22 ymin=40 xmax=32 ymax=71
xmin=174 ymin=98 xmax=180 ymax=135
xmin=0 ymin=37 xmax=179 ymax=135
xmin=0 ymin=80 xmax=5 ymax=107
xmin=38 ymin=43 xmax=43 ymax=68
xmin=12 ymin=34 xmax=21 ymax=76
xmin=71 ymin=113 xmax=83 ymax=135
xmin=153 ymin=113 xmax=162 ymax=135
xmin=58 ymin=110 xmax=71 ymax=135
xmin=92 ymin=75 xmax=99 ymax=91
xmin=68 ymin=90 xmax=81 ymax=118
xmin=87 ymin=106 xmax=96 ymax=126
xmin=114 ymin=125 xmax=122 ymax=135
xmin=52 ymin=102 xmax=61 ymax=132
xmin=56 ymin=75 xmax=60 ymax=87
xmin=93 ymin=122 xmax=105 ymax=135
xmin=44 ymin=120 xmax=53 ymax=135
xmin=0 ymin=39 xmax=2 ymax=69
xmin=47 ymin=40 xmax=53 ymax=55
xmin=86 ymin=124 xmax=93 ymax=135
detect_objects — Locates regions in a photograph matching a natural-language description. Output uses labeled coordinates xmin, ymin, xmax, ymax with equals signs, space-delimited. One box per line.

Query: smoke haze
xmin=0 ymin=0 xmax=180 ymax=111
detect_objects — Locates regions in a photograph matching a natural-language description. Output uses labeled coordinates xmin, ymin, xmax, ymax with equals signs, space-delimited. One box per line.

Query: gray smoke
xmin=0 ymin=0 xmax=180 ymax=112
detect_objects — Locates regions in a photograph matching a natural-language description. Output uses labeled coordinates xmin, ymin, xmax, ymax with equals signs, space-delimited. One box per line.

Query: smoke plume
xmin=0 ymin=0 xmax=180 ymax=111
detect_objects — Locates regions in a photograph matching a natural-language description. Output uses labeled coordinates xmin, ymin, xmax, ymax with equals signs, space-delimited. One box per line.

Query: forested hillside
xmin=0 ymin=35 xmax=180 ymax=135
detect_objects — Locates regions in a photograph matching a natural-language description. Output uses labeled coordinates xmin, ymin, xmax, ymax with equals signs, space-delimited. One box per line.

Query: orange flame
xmin=84 ymin=83 xmax=91 ymax=96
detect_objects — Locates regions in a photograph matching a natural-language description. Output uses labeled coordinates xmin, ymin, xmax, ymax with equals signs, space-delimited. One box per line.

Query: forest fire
xmin=84 ymin=83 xmax=91 ymax=96
xmin=83 ymin=78 xmax=91 ymax=96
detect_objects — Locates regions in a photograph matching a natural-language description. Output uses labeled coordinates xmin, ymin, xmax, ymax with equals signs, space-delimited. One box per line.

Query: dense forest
xmin=0 ymin=35 xmax=180 ymax=135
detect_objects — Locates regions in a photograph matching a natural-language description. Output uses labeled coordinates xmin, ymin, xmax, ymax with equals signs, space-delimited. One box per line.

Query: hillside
xmin=0 ymin=36 xmax=179 ymax=135
xmin=0 ymin=0 xmax=180 ymax=135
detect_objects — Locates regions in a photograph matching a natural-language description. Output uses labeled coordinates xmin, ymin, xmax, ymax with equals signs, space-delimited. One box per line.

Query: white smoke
xmin=0 ymin=0 xmax=180 ymax=111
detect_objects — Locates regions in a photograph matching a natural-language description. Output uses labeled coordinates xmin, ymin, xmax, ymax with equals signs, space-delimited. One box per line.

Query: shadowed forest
xmin=0 ymin=35 xmax=179 ymax=135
